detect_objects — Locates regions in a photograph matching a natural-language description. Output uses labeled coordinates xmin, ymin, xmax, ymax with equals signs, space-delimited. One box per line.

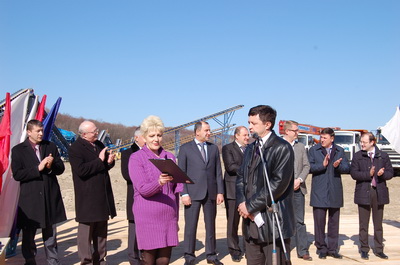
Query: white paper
xmin=254 ymin=213 xmax=265 ymax=228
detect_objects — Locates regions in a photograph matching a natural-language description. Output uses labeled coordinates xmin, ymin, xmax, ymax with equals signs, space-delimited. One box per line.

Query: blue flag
xmin=42 ymin=97 xmax=62 ymax=141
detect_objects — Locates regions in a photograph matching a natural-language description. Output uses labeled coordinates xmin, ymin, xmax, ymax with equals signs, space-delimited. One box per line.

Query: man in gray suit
xmin=283 ymin=120 xmax=312 ymax=261
xmin=222 ymin=126 xmax=249 ymax=262
xmin=178 ymin=121 xmax=225 ymax=265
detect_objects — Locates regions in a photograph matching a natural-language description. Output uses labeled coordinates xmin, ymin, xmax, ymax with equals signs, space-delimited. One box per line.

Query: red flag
xmin=0 ymin=93 xmax=12 ymax=194
xmin=34 ymin=94 xmax=47 ymax=121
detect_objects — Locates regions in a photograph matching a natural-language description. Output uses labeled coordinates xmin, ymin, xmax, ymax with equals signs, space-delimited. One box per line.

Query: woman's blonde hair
xmin=140 ymin=115 xmax=165 ymax=136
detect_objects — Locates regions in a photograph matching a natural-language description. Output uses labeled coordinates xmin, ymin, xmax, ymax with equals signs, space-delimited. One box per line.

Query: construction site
xmin=1 ymin=89 xmax=400 ymax=265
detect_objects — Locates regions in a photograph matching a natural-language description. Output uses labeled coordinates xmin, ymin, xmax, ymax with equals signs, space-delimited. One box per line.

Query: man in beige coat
xmin=283 ymin=120 xmax=312 ymax=261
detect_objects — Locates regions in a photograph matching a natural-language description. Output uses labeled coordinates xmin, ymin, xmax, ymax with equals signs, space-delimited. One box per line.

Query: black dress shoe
xmin=231 ymin=255 xmax=241 ymax=262
xmin=361 ymin=251 xmax=369 ymax=260
xmin=318 ymin=253 xmax=327 ymax=259
xmin=375 ymin=252 xmax=388 ymax=259
xmin=328 ymin=252 xmax=343 ymax=259
xmin=298 ymin=254 xmax=313 ymax=261
xmin=206 ymin=259 xmax=223 ymax=265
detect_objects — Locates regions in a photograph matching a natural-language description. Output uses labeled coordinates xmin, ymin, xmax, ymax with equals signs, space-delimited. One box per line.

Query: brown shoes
xmin=298 ymin=254 xmax=313 ymax=261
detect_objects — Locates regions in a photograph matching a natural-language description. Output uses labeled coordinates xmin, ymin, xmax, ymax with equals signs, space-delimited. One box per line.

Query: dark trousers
xmin=358 ymin=187 xmax=384 ymax=253
xmin=77 ymin=221 xmax=108 ymax=265
xmin=313 ymin=207 xmax=340 ymax=254
xmin=290 ymin=190 xmax=309 ymax=257
xmin=244 ymin=238 xmax=290 ymax=265
xmin=184 ymin=194 xmax=217 ymax=262
xmin=21 ymin=224 xmax=60 ymax=265
xmin=225 ymin=198 xmax=242 ymax=256
xmin=128 ymin=220 xmax=141 ymax=265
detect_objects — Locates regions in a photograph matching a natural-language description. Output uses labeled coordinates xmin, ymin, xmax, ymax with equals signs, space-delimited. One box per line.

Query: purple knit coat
xmin=128 ymin=145 xmax=183 ymax=250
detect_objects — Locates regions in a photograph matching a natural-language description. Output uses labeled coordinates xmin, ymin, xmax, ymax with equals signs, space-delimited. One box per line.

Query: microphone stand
xmin=256 ymin=139 xmax=291 ymax=265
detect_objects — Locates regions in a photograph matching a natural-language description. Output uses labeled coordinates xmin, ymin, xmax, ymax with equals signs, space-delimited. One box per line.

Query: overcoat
xmin=308 ymin=143 xmax=350 ymax=208
xmin=69 ymin=137 xmax=116 ymax=223
xmin=222 ymin=141 xmax=244 ymax=200
xmin=236 ymin=131 xmax=295 ymax=243
xmin=121 ymin=143 xmax=140 ymax=221
xmin=12 ymin=138 xmax=66 ymax=228
xmin=350 ymin=146 xmax=393 ymax=205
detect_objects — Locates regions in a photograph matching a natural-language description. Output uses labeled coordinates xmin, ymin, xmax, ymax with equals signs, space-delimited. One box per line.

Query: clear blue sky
xmin=1 ymin=0 xmax=399 ymax=135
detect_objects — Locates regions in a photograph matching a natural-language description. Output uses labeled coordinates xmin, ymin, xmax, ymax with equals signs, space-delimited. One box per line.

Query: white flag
xmin=0 ymin=89 xmax=37 ymax=237
xmin=381 ymin=106 xmax=400 ymax=154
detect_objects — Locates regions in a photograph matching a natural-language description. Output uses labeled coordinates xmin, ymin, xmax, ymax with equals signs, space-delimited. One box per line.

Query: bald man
xmin=69 ymin=120 xmax=117 ymax=265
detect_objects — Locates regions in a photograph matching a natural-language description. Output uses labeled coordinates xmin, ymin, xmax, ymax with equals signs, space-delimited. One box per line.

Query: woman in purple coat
xmin=129 ymin=115 xmax=183 ymax=265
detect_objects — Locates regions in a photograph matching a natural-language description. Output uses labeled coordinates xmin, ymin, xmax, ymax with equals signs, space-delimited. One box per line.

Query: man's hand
xmin=45 ymin=153 xmax=53 ymax=169
xmin=182 ymin=195 xmax=191 ymax=206
xmin=370 ymin=166 xmax=376 ymax=177
xmin=238 ymin=202 xmax=250 ymax=218
xmin=216 ymin=194 xmax=224 ymax=205
xmin=333 ymin=158 xmax=342 ymax=168
xmin=294 ymin=178 xmax=301 ymax=191
xmin=377 ymin=167 xmax=385 ymax=177
xmin=323 ymin=153 xmax=330 ymax=167
xmin=38 ymin=159 xmax=48 ymax=171
xmin=99 ymin=147 xmax=107 ymax=161
xmin=107 ymin=150 xmax=115 ymax=164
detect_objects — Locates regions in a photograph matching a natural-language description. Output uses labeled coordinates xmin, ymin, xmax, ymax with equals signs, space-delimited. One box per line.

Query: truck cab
xmin=334 ymin=130 xmax=362 ymax=163
xmin=297 ymin=133 xmax=315 ymax=152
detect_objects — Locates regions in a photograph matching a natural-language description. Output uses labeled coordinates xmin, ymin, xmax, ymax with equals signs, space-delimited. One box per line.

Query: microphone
xmin=252 ymin=133 xmax=259 ymax=140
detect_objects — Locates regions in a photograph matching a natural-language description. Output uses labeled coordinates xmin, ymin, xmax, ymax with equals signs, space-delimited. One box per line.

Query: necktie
xmin=240 ymin=145 xmax=246 ymax=153
xmin=35 ymin=145 xmax=41 ymax=161
xmin=253 ymin=140 xmax=261 ymax=159
xmin=369 ymin=152 xmax=377 ymax=187
xmin=199 ymin=143 xmax=207 ymax=162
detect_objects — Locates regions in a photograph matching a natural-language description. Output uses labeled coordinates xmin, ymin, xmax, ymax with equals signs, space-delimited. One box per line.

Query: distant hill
xmin=54 ymin=112 xmax=191 ymax=145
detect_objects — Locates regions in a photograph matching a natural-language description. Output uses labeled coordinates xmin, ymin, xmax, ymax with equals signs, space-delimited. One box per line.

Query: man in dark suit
xmin=222 ymin=126 xmax=249 ymax=262
xmin=178 ymin=121 xmax=225 ymax=265
xmin=12 ymin=119 xmax=66 ymax=265
xmin=69 ymin=120 xmax=117 ymax=265
xmin=120 ymin=127 xmax=145 ymax=265
xmin=350 ymin=132 xmax=393 ymax=260
xmin=282 ymin=120 xmax=312 ymax=261
xmin=236 ymin=105 xmax=295 ymax=265
xmin=308 ymin=128 xmax=350 ymax=259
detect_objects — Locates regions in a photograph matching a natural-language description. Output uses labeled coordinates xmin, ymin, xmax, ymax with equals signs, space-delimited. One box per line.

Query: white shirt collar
xmin=194 ymin=138 xmax=205 ymax=145
xmin=259 ymin=131 xmax=272 ymax=147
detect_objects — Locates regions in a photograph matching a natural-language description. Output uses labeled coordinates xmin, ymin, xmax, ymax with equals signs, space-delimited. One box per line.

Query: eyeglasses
xmin=288 ymin=129 xmax=299 ymax=133
xmin=87 ymin=129 xmax=99 ymax=134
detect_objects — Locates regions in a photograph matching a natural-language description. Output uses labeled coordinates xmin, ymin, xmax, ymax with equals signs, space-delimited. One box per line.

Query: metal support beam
xmin=213 ymin=109 xmax=237 ymax=146
xmin=174 ymin=130 xmax=181 ymax=155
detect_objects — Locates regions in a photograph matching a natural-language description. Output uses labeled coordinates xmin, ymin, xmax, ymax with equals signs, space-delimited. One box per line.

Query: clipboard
xmin=149 ymin=159 xmax=194 ymax=184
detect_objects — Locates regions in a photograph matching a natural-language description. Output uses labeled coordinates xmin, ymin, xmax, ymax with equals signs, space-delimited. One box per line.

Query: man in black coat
xmin=120 ymin=127 xmax=145 ymax=265
xmin=12 ymin=119 xmax=66 ymax=265
xmin=236 ymin=105 xmax=295 ymax=265
xmin=69 ymin=120 xmax=117 ymax=265
xmin=222 ymin=126 xmax=249 ymax=262
xmin=350 ymin=132 xmax=393 ymax=260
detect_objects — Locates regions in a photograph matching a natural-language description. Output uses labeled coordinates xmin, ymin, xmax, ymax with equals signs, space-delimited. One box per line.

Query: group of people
xmin=11 ymin=104 xmax=394 ymax=265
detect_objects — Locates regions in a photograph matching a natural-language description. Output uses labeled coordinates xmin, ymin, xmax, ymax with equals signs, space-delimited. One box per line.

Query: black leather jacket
xmin=236 ymin=131 xmax=295 ymax=243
